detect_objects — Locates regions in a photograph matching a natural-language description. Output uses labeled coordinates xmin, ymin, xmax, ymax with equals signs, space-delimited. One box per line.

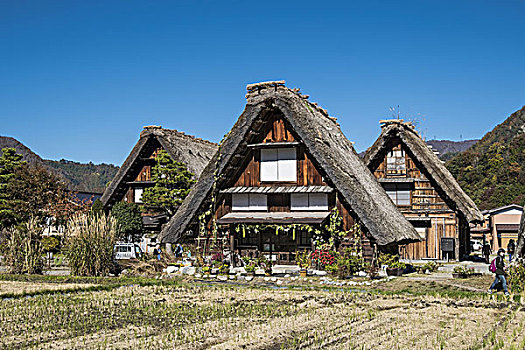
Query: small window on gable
xmin=232 ymin=193 xmax=267 ymax=211
xmin=383 ymin=183 xmax=411 ymax=206
xmin=134 ymin=188 xmax=143 ymax=203
xmin=291 ymin=193 xmax=328 ymax=211
xmin=386 ymin=148 xmax=406 ymax=174
xmin=415 ymin=227 xmax=427 ymax=239
xmin=260 ymin=148 xmax=297 ymax=182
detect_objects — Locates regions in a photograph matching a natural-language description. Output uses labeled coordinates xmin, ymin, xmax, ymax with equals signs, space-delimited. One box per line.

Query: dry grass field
xmin=1 ymin=275 xmax=524 ymax=350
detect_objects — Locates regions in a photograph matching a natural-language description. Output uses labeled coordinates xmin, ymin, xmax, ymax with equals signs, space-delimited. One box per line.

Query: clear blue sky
xmin=1 ymin=0 xmax=524 ymax=165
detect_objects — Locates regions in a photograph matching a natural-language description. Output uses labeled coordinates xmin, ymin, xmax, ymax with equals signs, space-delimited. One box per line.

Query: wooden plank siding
xmin=234 ymin=118 xmax=325 ymax=188
xmin=119 ymin=145 xmax=161 ymax=203
xmin=371 ymin=139 xmax=461 ymax=260
xmin=135 ymin=165 xmax=152 ymax=182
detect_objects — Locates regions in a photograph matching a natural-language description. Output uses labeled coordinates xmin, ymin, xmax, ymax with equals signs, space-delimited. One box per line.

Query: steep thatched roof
xmin=159 ymin=81 xmax=421 ymax=246
xmin=363 ymin=120 xmax=484 ymax=223
xmin=101 ymin=126 xmax=217 ymax=208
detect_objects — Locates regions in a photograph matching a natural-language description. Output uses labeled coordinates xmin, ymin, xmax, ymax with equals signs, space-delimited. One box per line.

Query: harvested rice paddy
xmin=1 ymin=275 xmax=523 ymax=349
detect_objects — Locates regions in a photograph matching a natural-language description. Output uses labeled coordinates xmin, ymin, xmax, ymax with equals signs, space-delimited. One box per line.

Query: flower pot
xmin=300 ymin=269 xmax=307 ymax=278
xmin=386 ymin=268 xmax=404 ymax=276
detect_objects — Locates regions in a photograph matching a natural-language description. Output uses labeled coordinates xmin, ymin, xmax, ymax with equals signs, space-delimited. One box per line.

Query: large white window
xmin=232 ymin=193 xmax=267 ymax=211
xmin=291 ymin=193 xmax=328 ymax=211
xmin=134 ymin=187 xmax=144 ymax=203
xmin=384 ymin=183 xmax=411 ymax=206
xmin=260 ymin=148 xmax=297 ymax=182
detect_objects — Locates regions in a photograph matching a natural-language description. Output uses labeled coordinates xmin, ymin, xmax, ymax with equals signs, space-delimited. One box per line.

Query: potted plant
xmin=386 ymin=260 xmax=406 ymax=276
xmin=296 ymin=250 xmax=310 ymax=277
xmin=452 ymin=265 xmax=477 ymax=278
xmin=244 ymin=263 xmax=255 ymax=276
xmin=378 ymin=253 xmax=405 ymax=276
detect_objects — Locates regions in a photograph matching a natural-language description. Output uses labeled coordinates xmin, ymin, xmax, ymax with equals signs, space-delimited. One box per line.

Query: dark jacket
xmin=495 ymin=255 xmax=505 ymax=275
xmin=507 ymin=242 xmax=515 ymax=255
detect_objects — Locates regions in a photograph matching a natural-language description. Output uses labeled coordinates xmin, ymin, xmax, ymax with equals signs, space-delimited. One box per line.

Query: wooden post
xmin=230 ymin=226 xmax=235 ymax=266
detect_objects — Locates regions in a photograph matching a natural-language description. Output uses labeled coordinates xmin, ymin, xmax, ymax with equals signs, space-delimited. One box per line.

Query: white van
xmin=114 ymin=243 xmax=143 ymax=260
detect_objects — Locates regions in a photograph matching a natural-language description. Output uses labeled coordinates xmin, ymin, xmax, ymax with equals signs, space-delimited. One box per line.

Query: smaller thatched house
xmin=159 ymin=81 xmax=420 ymax=263
xmin=364 ymin=120 xmax=484 ymax=260
xmin=101 ymin=126 xmax=217 ymax=238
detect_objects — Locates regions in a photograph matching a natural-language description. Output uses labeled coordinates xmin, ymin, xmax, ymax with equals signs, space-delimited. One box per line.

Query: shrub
xmin=296 ymin=250 xmax=311 ymax=269
xmin=419 ymin=261 xmax=440 ymax=273
xmin=507 ymin=263 xmax=525 ymax=293
xmin=64 ymin=213 xmax=117 ymax=276
xmin=378 ymin=252 xmax=400 ymax=268
xmin=311 ymin=249 xmax=336 ymax=268
xmin=388 ymin=260 xmax=406 ymax=269
xmin=1 ymin=218 xmax=44 ymax=274
xmin=453 ymin=265 xmax=475 ymax=275
xmin=333 ymin=249 xmax=364 ymax=278
xmin=41 ymin=236 xmax=60 ymax=253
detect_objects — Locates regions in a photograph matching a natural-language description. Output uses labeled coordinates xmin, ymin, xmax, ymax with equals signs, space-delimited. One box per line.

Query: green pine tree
xmin=0 ymin=148 xmax=26 ymax=228
xmin=142 ymin=150 xmax=195 ymax=216
xmin=111 ymin=202 xmax=143 ymax=242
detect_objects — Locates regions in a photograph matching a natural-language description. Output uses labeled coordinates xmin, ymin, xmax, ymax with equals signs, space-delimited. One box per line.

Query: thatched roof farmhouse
xmin=159 ymin=81 xmax=420 ymax=262
xmin=101 ymin=126 xmax=217 ymax=234
xmin=364 ymin=120 xmax=483 ymax=260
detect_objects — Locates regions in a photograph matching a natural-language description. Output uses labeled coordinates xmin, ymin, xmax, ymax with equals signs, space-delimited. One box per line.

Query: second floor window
xmin=232 ymin=193 xmax=267 ymax=211
xmin=260 ymin=148 xmax=297 ymax=182
xmin=290 ymin=193 xmax=328 ymax=211
xmin=383 ymin=183 xmax=411 ymax=206
xmin=134 ymin=187 xmax=143 ymax=203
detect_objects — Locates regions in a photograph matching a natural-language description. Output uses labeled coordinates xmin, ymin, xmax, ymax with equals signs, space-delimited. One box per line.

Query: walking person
xmin=507 ymin=239 xmax=515 ymax=263
xmin=488 ymin=248 xmax=510 ymax=296
xmin=482 ymin=243 xmax=492 ymax=264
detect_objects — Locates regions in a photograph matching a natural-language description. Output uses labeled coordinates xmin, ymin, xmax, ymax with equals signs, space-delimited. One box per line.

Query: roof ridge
xmin=141 ymin=126 xmax=217 ymax=146
xmin=380 ymin=119 xmax=420 ymax=136
xmin=245 ymin=80 xmax=339 ymax=125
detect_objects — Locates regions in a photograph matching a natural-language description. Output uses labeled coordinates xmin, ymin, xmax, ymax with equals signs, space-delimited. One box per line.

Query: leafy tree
xmin=7 ymin=165 xmax=69 ymax=224
xmin=42 ymin=236 xmax=60 ymax=253
xmin=1 ymin=147 xmax=88 ymax=228
xmin=111 ymin=202 xmax=143 ymax=242
xmin=91 ymin=198 xmax=104 ymax=216
xmin=142 ymin=149 xmax=195 ymax=216
xmin=0 ymin=148 xmax=26 ymax=228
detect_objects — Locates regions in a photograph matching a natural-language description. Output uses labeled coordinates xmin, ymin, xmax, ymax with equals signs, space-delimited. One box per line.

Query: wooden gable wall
xmin=212 ymin=116 xmax=373 ymax=260
xmin=233 ymin=118 xmax=325 ymax=187
xmin=120 ymin=139 xmax=162 ymax=203
xmin=372 ymin=141 xmax=453 ymax=213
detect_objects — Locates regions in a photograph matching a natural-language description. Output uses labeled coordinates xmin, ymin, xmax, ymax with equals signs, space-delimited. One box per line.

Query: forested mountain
xmin=446 ymin=106 xmax=525 ymax=210
xmin=44 ymin=159 xmax=118 ymax=193
xmin=0 ymin=136 xmax=47 ymax=167
xmin=0 ymin=136 xmax=118 ymax=193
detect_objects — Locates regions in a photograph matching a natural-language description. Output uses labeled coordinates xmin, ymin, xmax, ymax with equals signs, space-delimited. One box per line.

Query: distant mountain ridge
xmin=359 ymin=138 xmax=478 ymax=160
xmin=446 ymin=106 xmax=525 ymax=210
xmin=426 ymin=139 xmax=478 ymax=160
xmin=0 ymin=136 xmax=119 ymax=193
